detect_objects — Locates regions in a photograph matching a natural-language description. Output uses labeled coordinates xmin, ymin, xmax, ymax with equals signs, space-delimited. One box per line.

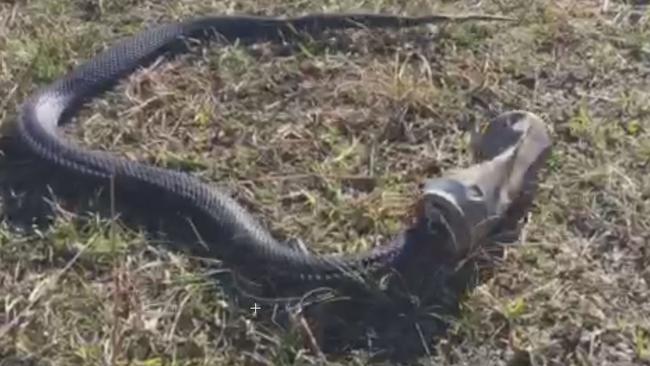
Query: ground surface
xmin=0 ymin=0 xmax=649 ymax=365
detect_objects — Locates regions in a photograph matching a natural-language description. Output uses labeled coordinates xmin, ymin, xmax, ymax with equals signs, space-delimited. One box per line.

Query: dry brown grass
xmin=1 ymin=0 xmax=649 ymax=365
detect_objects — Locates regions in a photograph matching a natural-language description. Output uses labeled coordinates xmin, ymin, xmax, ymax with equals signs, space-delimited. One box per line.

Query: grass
xmin=1 ymin=0 xmax=649 ymax=365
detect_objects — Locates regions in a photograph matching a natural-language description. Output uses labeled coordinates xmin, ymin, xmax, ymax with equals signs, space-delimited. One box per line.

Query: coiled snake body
xmin=16 ymin=13 xmax=504 ymax=286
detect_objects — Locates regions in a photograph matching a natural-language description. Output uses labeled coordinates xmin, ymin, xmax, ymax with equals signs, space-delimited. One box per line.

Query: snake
xmin=15 ymin=13 xmax=510 ymax=287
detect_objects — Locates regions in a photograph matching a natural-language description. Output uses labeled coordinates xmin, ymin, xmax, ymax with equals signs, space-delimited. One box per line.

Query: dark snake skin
xmin=16 ymin=13 xmax=501 ymax=285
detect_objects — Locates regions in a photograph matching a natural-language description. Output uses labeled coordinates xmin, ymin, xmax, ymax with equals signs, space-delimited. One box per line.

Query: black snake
xmin=15 ymin=13 xmax=510 ymax=287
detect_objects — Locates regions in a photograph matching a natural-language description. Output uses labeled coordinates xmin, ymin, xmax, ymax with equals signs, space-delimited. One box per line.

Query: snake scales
xmin=15 ymin=13 xmax=509 ymax=286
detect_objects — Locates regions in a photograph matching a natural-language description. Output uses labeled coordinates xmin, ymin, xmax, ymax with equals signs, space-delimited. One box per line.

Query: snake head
xmin=420 ymin=111 xmax=552 ymax=257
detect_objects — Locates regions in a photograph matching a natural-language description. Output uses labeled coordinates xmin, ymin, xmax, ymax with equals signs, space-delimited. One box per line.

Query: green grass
xmin=1 ymin=0 xmax=649 ymax=365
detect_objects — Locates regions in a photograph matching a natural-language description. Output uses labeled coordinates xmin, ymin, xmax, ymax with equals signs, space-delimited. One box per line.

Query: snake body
xmin=16 ymin=13 xmax=499 ymax=285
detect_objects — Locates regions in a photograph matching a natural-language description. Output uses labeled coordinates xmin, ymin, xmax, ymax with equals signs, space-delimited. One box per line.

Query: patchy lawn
xmin=0 ymin=0 xmax=649 ymax=365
